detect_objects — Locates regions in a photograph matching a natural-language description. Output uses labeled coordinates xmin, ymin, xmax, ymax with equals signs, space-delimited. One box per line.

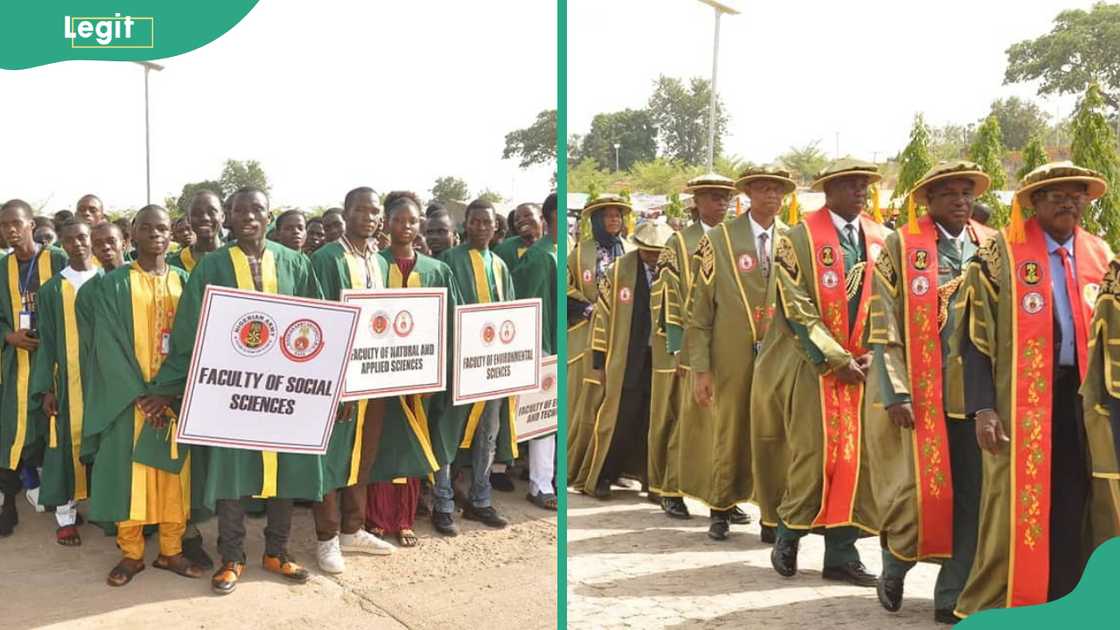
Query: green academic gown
xmin=0 ymin=246 xmax=68 ymax=471
xmin=493 ymin=235 xmax=533 ymax=273
xmin=679 ymin=215 xmax=787 ymax=509
xmin=750 ymin=211 xmax=885 ymax=565
xmin=151 ymin=241 xmax=326 ymax=508
xmin=863 ymin=219 xmax=992 ymax=610
xmin=29 ymin=270 xmax=105 ymax=507
xmin=166 ymin=244 xmax=215 ymax=274
xmin=83 ymin=264 xmax=193 ymax=523
xmin=368 ymin=250 xmax=462 ymax=479
xmin=310 ymin=241 xmax=389 ymax=491
xmin=514 ymin=236 xmax=557 ymax=355
xmin=568 ymin=250 xmax=646 ymax=494
xmin=440 ymin=244 xmax=520 ymax=467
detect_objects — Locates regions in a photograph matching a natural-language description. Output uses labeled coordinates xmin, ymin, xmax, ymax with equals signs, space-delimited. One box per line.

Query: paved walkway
xmin=568 ymin=488 xmax=943 ymax=629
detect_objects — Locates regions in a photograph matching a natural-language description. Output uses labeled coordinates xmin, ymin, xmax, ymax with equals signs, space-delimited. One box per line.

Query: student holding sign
xmin=151 ymin=187 xmax=323 ymax=594
xmin=81 ymin=206 xmax=201 ymax=586
xmin=308 ymin=186 xmax=394 ymax=573
xmin=439 ymin=199 xmax=516 ymax=531
xmin=0 ymin=199 xmax=68 ymax=538
xmin=373 ymin=192 xmax=461 ymax=542
xmin=512 ymin=193 xmax=559 ymax=511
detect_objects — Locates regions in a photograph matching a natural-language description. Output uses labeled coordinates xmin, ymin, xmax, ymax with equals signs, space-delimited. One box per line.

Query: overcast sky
xmin=1 ymin=1 xmax=556 ymax=213
xmin=570 ymin=0 xmax=1097 ymax=167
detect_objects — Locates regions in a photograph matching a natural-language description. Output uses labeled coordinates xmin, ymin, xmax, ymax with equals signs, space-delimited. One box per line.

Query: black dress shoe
xmin=661 ymin=496 xmax=691 ymax=519
xmin=462 ymin=505 xmax=509 ymax=529
xmin=432 ymin=511 xmax=459 ymax=537
xmin=822 ymin=561 xmax=878 ymax=587
xmin=647 ymin=491 xmax=661 ymax=505
xmin=770 ymin=538 xmax=798 ymax=576
xmin=760 ymin=525 xmax=776 ymax=544
xmin=877 ymin=575 xmax=904 ymax=611
xmin=934 ymin=609 xmax=961 ymax=625
xmin=708 ymin=519 xmax=730 ymax=540
xmin=182 ymin=534 xmax=214 ymax=571
xmin=728 ymin=505 xmax=751 ymax=525
xmin=490 ymin=471 xmax=515 ymax=492
xmin=593 ymin=478 xmax=611 ymax=499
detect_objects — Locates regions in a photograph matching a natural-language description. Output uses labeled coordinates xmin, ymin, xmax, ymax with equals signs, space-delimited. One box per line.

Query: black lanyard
xmin=17 ymin=246 xmax=42 ymax=302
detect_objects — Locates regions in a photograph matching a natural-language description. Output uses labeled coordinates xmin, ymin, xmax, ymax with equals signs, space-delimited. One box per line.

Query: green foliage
xmin=1071 ymin=83 xmax=1120 ymax=248
xmin=666 ymin=192 xmax=686 ymax=219
xmin=626 ymin=158 xmax=700 ymax=195
xmin=986 ymin=97 xmax=1051 ymax=150
xmin=219 ymin=159 xmax=269 ymax=198
xmin=648 ymin=75 xmax=728 ymax=166
xmin=893 ymin=114 xmax=935 ymax=201
xmin=714 ymin=154 xmax=752 ymax=179
xmin=566 ymin=159 xmax=614 ymax=195
xmin=778 ymin=140 xmax=829 ymax=185
xmin=1016 ymin=133 xmax=1050 ymax=182
xmin=969 ymin=116 xmax=1009 ymax=226
xmin=477 ymin=189 xmax=504 ymax=204
xmin=430 ymin=176 xmax=470 ymax=203
xmin=172 ymin=180 xmax=223 ymax=217
xmin=1004 ymin=3 xmax=1120 ymax=111
xmin=502 ymin=109 xmax=557 ymax=169
xmin=579 ymin=109 xmax=657 ymax=172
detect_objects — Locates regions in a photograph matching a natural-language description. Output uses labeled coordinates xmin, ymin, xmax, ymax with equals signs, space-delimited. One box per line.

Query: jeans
xmin=216 ymin=497 xmax=293 ymax=563
xmin=434 ymin=398 xmax=500 ymax=513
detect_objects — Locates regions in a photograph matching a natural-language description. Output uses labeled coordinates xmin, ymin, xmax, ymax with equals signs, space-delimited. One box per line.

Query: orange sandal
xmin=211 ymin=561 xmax=244 ymax=595
xmin=263 ymin=554 xmax=310 ymax=583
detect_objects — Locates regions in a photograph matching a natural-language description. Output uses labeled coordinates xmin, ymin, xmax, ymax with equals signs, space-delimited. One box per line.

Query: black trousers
xmin=216 ymin=497 xmax=293 ymax=564
xmin=1048 ymin=366 xmax=1090 ymax=601
xmin=600 ymin=348 xmax=652 ymax=484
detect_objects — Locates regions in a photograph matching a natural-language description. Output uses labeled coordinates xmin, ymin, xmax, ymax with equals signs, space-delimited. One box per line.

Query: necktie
xmin=758 ymin=232 xmax=770 ymax=279
xmin=1057 ymin=246 xmax=1088 ymax=378
xmin=844 ymin=224 xmax=858 ymax=252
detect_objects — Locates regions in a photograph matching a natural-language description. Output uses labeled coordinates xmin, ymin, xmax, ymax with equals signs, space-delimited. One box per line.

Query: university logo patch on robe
xmin=1019 ymin=261 xmax=1042 ymax=285
xmin=582 ymin=269 xmax=593 ymax=283
xmin=1083 ymin=282 xmax=1101 ymax=308
xmin=1022 ymin=291 xmax=1045 ymax=314
xmin=618 ymin=287 xmax=632 ymax=303
xmin=738 ymin=253 xmax=755 ymax=272
xmin=819 ymin=245 xmax=837 ymax=267
xmin=911 ymin=249 xmax=930 ymax=270
xmin=822 ymin=269 xmax=839 ymax=289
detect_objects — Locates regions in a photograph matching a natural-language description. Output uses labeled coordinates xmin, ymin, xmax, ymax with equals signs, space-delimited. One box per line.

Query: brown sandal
xmin=56 ymin=525 xmax=82 ymax=546
xmin=154 ymin=553 xmax=203 ymax=578
xmin=106 ymin=558 xmax=145 ymax=587
xmin=397 ymin=529 xmax=418 ymax=547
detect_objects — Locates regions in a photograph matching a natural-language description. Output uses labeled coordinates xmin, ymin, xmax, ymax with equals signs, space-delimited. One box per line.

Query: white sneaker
xmin=339 ymin=529 xmax=395 ymax=555
xmin=25 ymin=487 xmax=45 ymax=513
xmin=317 ymin=536 xmax=345 ymax=574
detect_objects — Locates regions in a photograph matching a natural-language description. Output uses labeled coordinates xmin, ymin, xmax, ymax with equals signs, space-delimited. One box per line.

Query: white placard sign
xmin=514 ymin=355 xmax=558 ymax=442
xmin=176 ymin=286 xmax=360 ymax=455
xmin=452 ymin=298 xmax=542 ymax=405
xmin=339 ymin=288 xmax=447 ymax=401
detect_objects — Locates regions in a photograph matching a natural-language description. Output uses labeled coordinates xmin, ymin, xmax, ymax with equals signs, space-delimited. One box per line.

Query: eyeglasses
xmin=1037 ymin=190 xmax=1088 ymax=206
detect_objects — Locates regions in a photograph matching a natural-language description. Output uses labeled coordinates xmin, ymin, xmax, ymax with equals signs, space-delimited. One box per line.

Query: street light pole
xmin=132 ymin=61 xmax=164 ymax=205
xmin=696 ymin=1 xmax=739 ymax=172
xmin=613 ymin=142 xmax=621 ymax=171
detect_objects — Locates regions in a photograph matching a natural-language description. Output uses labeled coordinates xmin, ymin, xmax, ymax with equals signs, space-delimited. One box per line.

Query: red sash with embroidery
xmin=1006 ymin=218 xmax=1109 ymax=607
xmin=898 ymin=215 xmax=954 ymax=559
xmin=805 ymin=208 xmax=885 ymax=526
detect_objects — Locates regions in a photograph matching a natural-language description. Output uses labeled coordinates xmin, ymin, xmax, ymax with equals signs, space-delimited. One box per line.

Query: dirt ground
xmin=567 ymin=487 xmax=943 ymax=629
xmin=0 ymin=477 xmax=556 ymax=630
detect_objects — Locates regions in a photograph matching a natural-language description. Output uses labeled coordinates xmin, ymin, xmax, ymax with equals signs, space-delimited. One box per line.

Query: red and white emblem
xmin=821 ymin=270 xmax=839 ymax=289
xmin=911 ymin=276 xmax=930 ymax=296
xmin=370 ymin=310 xmax=391 ymax=337
xmin=231 ymin=311 xmax=278 ymax=358
xmin=1022 ymin=291 xmax=1045 ymax=315
xmin=481 ymin=322 xmax=497 ymax=346
xmin=738 ymin=254 xmax=755 ymax=272
xmin=582 ymin=269 xmax=593 ymax=283
xmin=393 ymin=310 xmax=414 ymax=337
xmin=280 ymin=319 xmax=325 ymax=363
xmin=499 ymin=320 xmax=516 ymax=344
xmin=618 ymin=287 xmax=632 ymax=303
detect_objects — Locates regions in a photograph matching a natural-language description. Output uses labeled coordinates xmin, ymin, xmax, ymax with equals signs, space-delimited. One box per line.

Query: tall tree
xmin=778 ymin=140 xmax=829 ymax=185
xmin=1071 ymin=82 xmax=1120 ymax=247
xmin=476 ymin=189 xmax=504 ymax=204
xmin=430 ymin=176 xmax=470 ymax=203
xmin=626 ymin=158 xmax=700 ymax=195
xmin=986 ymin=97 xmax=1051 ymax=150
xmin=579 ymin=109 xmax=657 ymax=172
xmin=1016 ymin=133 xmax=1050 ymax=182
xmin=969 ymin=115 xmax=1009 ymax=225
xmin=219 ymin=159 xmax=270 ymax=197
xmin=171 ymin=180 xmax=223 ymax=216
xmin=1004 ymin=3 xmax=1120 ymax=111
xmin=648 ymin=75 xmax=728 ymax=166
xmin=893 ymin=114 xmax=935 ymax=203
xmin=928 ymin=123 xmax=974 ymax=161
xmin=502 ymin=109 xmax=557 ymax=169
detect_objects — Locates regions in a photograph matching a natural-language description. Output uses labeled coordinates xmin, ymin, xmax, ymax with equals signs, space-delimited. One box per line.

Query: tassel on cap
xmin=907 ymin=194 xmax=920 ymax=234
xmin=871 ymin=186 xmax=884 ymax=223
xmin=1007 ymin=194 xmax=1026 ymax=244
xmin=787 ymin=191 xmax=800 ymax=225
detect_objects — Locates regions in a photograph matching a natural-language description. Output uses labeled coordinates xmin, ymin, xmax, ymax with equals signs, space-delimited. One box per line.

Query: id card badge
xmin=18 ymin=310 xmax=31 ymax=331
xmin=160 ymin=329 xmax=171 ymax=356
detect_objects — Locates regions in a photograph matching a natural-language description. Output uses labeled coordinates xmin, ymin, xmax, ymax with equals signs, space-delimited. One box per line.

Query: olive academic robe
xmin=152 ymin=242 xmax=326 ymax=508
xmin=440 ymin=244 xmax=520 ymax=466
xmin=680 ymin=215 xmax=786 ymax=509
xmin=0 ymin=246 xmax=68 ymax=470
xmin=83 ymin=264 xmax=192 ymax=524
xmin=369 ymin=250 xmax=462 ymax=479
xmin=310 ymin=241 xmax=389 ymax=491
